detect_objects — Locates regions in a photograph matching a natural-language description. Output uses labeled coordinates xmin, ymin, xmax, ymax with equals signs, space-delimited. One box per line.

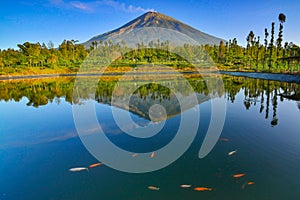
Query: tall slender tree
xmin=277 ymin=13 xmax=286 ymax=49
xmin=268 ymin=22 xmax=275 ymax=70
xmin=276 ymin=13 xmax=286 ymax=68
xmin=264 ymin=28 xmax=269 ymax=49
xmin=263 ymin=28 xmax=269 ymax=69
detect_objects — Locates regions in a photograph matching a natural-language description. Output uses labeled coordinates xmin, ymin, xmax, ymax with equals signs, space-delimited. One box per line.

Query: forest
xmin=1 ymin=13 xmax=300 ymax=76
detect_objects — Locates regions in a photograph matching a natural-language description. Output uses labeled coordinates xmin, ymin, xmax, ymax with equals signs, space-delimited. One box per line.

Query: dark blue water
xmin=1 ymin=76 xmax=300 ymax=200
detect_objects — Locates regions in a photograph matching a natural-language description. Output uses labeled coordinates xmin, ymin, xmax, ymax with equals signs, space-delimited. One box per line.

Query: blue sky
xmin=0 ymin=0 xmax=299 ymax=49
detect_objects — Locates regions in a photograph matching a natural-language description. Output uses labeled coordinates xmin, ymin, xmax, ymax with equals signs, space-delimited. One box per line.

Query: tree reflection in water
xmin=1 ymin=74 xmax=299 ymax=126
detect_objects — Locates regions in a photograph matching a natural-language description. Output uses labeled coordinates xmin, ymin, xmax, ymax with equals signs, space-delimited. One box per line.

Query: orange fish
xmin=89 ymin=162 xmax=103 ymax=168
xmin=151 ymin=152 xmax=155 ymax=158
xmin=233 ymin=173 xmax=245 ymax=178
xmin=194 ymin=187 xmax=213 ymax=191
xmin=247 ymin=181 xmax=255 ymax=185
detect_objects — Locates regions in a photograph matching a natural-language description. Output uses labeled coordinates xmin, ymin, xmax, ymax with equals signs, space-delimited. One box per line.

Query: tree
xmin=276 ymin=13 xmax=286 ymax=68
xmin=70 ymin=39 xmax=79 ymax=62
xmin=247 ymin=31 xmax=255 ymax=50
xmin=17 ymin=42 xmax=41 ymax=67
xmin=218 ymin=40 xmax=225 ymax=63
xmin=268 ymin=22 xmax=275 ymax=70
xmin=278 ymin=13 xmax=286 ymax=24
xmin=47 ymin=41 xmax=55 ymax=49
xmin=246 ymin=31 xmax=255 ymax=67
xmin=264 ymin=28 xmax=269 ymax=49
xmin=277 ymin=13 xmax=286 ymax=49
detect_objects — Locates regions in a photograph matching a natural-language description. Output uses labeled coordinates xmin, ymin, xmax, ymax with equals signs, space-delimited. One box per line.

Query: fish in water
xmin=194 ymin=187 xmax=213 ymax=191
xmin=150 ymin=152 xmax=155 ymax=158
xmin=132 ymin=153 xmax=138 ymax=157
xmin=180 ymin=184 xmax=192 ymax=188
xmin=233 ymin=173 xmax=245 ymax=178
xmin=148 ymin=186 xmax=160 ymax=191
xmin=219 ymin=138 xmax=229 ymax=142
xmin=228 ymin=150 xmax=237 ymax=156
xmin=89 ymin=162 xmax=102 ymax=168
xmin=242 ymin=181 xmax=255 ymax=189
xmin=69 ymin=167 xmax=88 ymax=172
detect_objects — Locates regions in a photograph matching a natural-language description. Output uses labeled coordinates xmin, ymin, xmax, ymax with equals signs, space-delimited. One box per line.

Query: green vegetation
xmin=0 ymin=40 xmax=87 ymax=76
xmin=207 ymin=13 xmax=300 ymax=73
xmin=1 ymin=13 xmax=299 ymax=76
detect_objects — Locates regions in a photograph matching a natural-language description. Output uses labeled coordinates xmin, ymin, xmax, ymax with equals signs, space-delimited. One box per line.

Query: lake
xmin=0 ymin=74 xmax=300 ymax=200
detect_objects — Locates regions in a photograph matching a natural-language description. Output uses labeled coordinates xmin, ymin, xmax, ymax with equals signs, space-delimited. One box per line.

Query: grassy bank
xmin=1 ymin=60 xmax=299 ymax=81
xmin=0 ymin=63 xmax=205 ymax=78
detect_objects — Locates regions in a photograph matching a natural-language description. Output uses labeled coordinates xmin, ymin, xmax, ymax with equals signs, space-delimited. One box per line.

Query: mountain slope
xmin=84 ymin=11 xmax=225 ymax=48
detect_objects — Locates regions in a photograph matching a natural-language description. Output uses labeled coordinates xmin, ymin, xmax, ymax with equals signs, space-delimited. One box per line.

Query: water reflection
xmin=1 ymin=74 xmax=300 ymax=200
xmin=222 ymin=76 xmax=300 ymax=126
xmin=1 ymin=74 xmax=299 ymax=126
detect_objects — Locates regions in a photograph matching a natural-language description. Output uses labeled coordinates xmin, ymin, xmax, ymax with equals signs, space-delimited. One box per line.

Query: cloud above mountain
xmin=49 ymin=0 xmax=155 ymax=13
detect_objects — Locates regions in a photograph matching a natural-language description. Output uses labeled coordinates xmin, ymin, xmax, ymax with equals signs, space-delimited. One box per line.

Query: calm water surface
xmin=0 ymin=75 xmax=300 ymax=200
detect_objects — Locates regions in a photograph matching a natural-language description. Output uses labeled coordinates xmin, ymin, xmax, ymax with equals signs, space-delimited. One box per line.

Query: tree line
xmin=206 ymin=13 xmax=300 ymax=73
xmin=0 ymin=40 xmax=87 ymax=74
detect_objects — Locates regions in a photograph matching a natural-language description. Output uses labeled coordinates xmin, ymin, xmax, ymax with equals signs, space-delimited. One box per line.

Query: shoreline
xmin=1 ymin=70 xmax=300 ymax=83
xmin=219 ymin=71 xmax=300 ymax=84
xmin=0 ymin=70 xmax=215 ymax=81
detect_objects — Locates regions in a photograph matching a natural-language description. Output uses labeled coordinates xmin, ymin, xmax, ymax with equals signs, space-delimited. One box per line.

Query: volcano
xmin=84 ymin=11 xmax=225 ymax=47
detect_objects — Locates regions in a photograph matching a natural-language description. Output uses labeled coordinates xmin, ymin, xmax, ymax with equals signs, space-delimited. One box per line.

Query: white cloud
xmin=70 ymin=1 xmax=94 ymax=12
xmin=49 ymin=0 xmax=155 ymax=13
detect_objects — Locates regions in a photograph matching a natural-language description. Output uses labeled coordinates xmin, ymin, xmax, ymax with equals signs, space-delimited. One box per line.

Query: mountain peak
xmin=85 ymin=12 xmax=225 ymax=47
xmin=117 ymin=11 xmax=181 ymax=30
xmin=141 ymin=11 xmax=175 ymax=20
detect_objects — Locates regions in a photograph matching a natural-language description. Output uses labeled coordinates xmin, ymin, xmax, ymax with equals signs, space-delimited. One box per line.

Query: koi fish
xmin=233 ymin=173 xmax=245 ymax=178
xmin=242 ymin=181 xmax=255 ymax=189
xmin=150 ymin=152 xmax=155 ymax=158
xmin=148 ymin=186 xmax=160 ymax=191
xmin=228 ymin=150 xmax=237 ymax=156
xmin=219 ymin=138 xmax=229 ymax=142
xmin=89 ymin=162 xmax=102 ymax=168
xmin=180 ymin=184 xmax=192 ymax=188
xmin=69 ymin=167 xmax=88 ymax=172
xmin=194 ymin=187 xmax=213 ymax=191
